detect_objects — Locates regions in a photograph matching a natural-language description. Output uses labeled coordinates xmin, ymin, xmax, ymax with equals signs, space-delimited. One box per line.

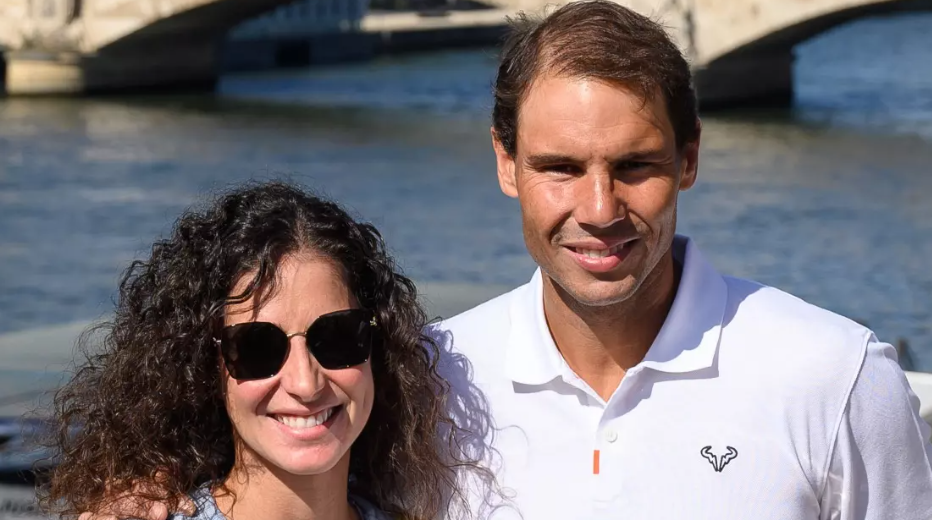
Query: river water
xmin=1 ymin=14 xmax=931 ymax=370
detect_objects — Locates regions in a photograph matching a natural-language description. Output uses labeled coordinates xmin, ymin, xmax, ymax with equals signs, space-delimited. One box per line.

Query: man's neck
xmin=216 ymin=450 xmax=357 ymax=520
xmin=542 ymin=252 xmax=681 ymax=401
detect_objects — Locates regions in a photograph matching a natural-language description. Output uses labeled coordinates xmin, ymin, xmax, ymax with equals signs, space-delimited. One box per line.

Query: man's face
xmin=493 ymin=75 xmax=699 ymax=307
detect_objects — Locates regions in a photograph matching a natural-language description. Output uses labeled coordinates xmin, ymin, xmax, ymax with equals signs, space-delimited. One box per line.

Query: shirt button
xmin=604 ymin=429 xmax=618 ymax=443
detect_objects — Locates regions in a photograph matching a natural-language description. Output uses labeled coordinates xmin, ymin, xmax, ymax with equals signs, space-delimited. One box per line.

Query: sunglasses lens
xmin=220 ymin=323 xmax=289 ymax=380
xmin=307 ymin=309 xmax=377 ymax=370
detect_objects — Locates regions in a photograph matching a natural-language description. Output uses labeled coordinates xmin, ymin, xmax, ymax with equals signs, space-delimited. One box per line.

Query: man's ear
xmin=492 ymin=127 xmax=518 ymax=198
xmin=679 ymin=119 xmax=701 ymax=192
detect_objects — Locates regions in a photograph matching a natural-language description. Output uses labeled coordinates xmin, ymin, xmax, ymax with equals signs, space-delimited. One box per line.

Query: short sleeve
xmin=820 ymin=337 xmax=932 ymax=520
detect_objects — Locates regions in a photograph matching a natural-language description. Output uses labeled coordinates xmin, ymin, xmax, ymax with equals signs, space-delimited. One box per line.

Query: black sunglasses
xmin=217 ymin=308 xmax=379 ymax=381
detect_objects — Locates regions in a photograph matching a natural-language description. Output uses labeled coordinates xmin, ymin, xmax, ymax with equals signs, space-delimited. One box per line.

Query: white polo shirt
xmin=433 ymin=236 xmax=932 ymax=520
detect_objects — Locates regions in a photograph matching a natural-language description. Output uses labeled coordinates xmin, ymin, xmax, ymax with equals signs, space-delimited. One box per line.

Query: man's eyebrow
xmin=609 ymin=148 xmax=669 ymax=165
xmin=524 ymin=153 xmax=581 ymax=167
xmin=524 ymin=148 xmax=668 ymax=168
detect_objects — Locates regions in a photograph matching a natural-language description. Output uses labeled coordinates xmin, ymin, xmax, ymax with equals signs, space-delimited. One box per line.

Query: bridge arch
xmin=694 ymin=0 xmax=932 ymax=107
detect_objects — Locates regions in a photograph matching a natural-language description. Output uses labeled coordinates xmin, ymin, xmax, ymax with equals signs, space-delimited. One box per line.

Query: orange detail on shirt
xmin=593 ymin=450 xmax=600 ymax=475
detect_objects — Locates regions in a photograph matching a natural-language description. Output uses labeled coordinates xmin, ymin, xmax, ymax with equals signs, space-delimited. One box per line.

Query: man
xmin=432 ymin=1 xmax=932 ymax=518
xmin=84 ymin=1 xmax=932 ymax=519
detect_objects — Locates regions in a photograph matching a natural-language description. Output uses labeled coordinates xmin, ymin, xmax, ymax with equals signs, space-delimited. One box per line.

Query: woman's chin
xmin=259 ymin=439 xmax=352 ymax=476
xmin=276 ymin=447 xmax=350 ymax=476
xmin=236 ymin=427 xmax=352 ymax=477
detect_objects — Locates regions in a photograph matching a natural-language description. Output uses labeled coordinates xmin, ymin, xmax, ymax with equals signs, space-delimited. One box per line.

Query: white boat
xmin=907 ymin=371 xmax=932 ymax=425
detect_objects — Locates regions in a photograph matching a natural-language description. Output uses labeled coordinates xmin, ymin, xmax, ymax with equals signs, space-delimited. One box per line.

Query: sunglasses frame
xmin=215 ymin=308 xmax=379 ymax=380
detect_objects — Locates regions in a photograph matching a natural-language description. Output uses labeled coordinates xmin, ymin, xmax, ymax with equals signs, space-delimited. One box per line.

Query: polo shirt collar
xmin=505 ymin=235 xmax=727 ymax=385
xmin=504 ymin=268 xmax=566 ymax=385
xmin=638 ymin=236 xmax=727 ymax=373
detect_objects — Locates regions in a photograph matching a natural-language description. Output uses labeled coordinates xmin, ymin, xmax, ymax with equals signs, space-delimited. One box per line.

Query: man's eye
xmin=545 ymin=164 xmax=580 ymax=174
xmin=618 ymin=161 xmax=651 ymax=170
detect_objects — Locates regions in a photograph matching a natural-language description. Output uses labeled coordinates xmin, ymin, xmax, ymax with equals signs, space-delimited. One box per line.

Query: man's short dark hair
xmin=492 ymin=0 xmax=699 ymax=157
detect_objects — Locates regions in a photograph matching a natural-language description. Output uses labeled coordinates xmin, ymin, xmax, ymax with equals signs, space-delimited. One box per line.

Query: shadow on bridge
xmin=2 ymin=0 xmax=367 ymax=95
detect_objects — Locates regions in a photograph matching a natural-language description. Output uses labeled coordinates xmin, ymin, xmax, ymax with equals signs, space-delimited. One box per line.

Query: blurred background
xmin=0 ymin=0 xmax=931 ymax=516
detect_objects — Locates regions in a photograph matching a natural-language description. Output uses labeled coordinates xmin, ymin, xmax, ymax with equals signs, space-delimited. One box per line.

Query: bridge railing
xmin=229 ymin=0 xmax=369 ymax=40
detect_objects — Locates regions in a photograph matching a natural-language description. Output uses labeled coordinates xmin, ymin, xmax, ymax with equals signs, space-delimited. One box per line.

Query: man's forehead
xmin=517 ymin=75 xmax=674 ymax=145
xmin=515 ymin=76 xmax=673 ymax=156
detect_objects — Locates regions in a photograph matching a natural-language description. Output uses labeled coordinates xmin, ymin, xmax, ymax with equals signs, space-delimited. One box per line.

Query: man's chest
xmin=468 ymin=380 xmax=822 ymax=519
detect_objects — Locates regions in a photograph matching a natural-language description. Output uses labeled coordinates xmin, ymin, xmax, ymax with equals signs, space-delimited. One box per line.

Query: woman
xmin=40 ymin=181 xmax=477 ymax=519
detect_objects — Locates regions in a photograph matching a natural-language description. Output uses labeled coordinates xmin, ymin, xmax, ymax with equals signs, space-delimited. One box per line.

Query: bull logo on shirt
xmin=700 ymin=446 xmax=738 ymax=472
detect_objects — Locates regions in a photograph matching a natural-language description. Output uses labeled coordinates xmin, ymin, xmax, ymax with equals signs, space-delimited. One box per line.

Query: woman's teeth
xmin=274 ymin=408 xmax=334 ymax=429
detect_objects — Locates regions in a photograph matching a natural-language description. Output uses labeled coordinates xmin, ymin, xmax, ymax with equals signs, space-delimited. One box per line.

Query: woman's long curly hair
xmin=40 ymin=181 xmax=471 ymax=519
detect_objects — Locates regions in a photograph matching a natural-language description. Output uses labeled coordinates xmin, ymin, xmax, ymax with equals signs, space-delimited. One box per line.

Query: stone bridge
xmin=2 ymin=0 xmax=931 ymax=103
xmin=499 ymin=0 xmax=932 ymax=106
xmin=0 ymin=0 xmax=366 ymax=94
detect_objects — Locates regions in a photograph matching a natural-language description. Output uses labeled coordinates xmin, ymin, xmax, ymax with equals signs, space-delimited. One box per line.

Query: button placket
xmin=593 ymin=369 xmax=641 ymax=484
xmin=592 ymin=422 xmax=618 ymax=505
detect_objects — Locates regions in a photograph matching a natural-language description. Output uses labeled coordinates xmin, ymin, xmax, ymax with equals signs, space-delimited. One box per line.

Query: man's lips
xmin=562 ymin=237 xmax=637 ymax=256
xmin=562 ymin=238 xmax=638 ymax=273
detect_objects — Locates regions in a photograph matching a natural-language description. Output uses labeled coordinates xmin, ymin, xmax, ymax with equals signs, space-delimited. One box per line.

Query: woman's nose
xmin=278 ymin=339 xmax=327 ymax=402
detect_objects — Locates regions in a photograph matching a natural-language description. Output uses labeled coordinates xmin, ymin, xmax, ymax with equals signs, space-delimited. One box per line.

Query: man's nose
xmin=279 ymin=338 xmax=327 ymax=402
xmin=574 ymin=170 xmax=627 ymax=228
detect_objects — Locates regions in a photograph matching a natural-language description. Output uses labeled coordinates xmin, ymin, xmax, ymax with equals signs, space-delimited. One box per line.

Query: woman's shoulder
xmin=164 ymin=489 xmax=388 ymax=520
xmin=349 ymin=494 xmax=393 ymax=520
xmin=167 ymin=487 xmax=226 ymax=520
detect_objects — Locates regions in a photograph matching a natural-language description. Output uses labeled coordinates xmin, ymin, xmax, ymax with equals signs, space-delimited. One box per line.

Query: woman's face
xmin=223 ymin=254 xmax=374 ymax=476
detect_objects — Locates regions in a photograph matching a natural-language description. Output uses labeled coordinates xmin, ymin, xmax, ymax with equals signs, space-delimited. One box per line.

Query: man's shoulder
xmin=427 ymin=283 xmax=525 ymax=353
xmin=721 ymin=275 xmax=877 ymax=390
xmin=424 ymin=283 xmax=530 ymax=392
xmin=723 ymin=274 xmax=871 ymax=345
